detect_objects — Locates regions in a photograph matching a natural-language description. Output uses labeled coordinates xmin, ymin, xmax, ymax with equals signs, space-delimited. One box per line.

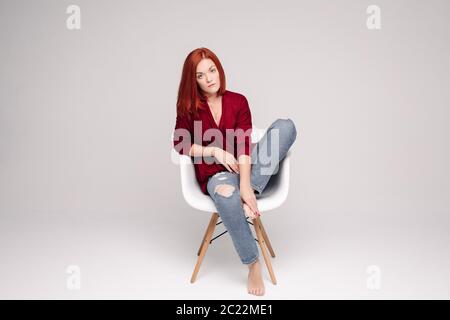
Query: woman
xmin=173 ymin=47 xmax=298 ymax=296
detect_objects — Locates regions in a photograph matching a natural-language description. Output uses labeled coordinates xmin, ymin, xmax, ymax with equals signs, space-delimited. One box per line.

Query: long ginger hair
xmin=176 ymin=47 xmax=227 ymax=119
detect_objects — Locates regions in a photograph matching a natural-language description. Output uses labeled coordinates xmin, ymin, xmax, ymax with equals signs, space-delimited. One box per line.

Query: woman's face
xmin=196 ymin=58 xmax=220 ymax=96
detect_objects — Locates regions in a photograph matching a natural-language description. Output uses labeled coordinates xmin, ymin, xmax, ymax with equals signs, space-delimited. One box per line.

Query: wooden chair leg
xmin=197 ymin=215 xmax=221 ymax=255
xmin=197 ymin=232 xmax=207 ymax=256
xmin=258 ymin=219 xmax=275 ymax=258
xmin=253 ymin=217 xmax=277 ymax=285
xmin=191 ymin=212 xmax=219 ymax=283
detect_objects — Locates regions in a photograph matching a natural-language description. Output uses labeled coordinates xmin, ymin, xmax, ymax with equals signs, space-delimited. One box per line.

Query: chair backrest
xmin=251 ymin=127 xmax=267 ymax=143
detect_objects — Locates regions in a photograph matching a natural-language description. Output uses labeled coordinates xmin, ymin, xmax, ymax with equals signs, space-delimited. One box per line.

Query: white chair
xmin=172 ymin=128 xmax=292 ymax=285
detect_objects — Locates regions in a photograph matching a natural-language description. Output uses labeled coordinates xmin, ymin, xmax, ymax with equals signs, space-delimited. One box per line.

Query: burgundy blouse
xmin=173 ymin=90 xmax=254 ymax=195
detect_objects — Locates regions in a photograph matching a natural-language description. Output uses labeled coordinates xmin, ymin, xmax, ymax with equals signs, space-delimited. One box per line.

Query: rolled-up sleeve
xmin=235 ymin=95 xmax=253 ymax=158
xmin=173 ymin=114 xmax=193 ymax=156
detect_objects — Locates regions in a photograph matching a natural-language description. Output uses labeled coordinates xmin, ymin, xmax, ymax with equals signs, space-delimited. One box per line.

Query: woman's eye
xmin=211 ymin=69 xmax=216 ymax=72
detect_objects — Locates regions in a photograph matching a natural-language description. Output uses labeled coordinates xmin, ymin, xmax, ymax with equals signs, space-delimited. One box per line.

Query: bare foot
xmin=247 ymin=259 xmax=265 ymax=296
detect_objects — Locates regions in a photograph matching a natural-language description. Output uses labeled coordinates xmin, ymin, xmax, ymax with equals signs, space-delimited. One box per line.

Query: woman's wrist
xmin=240 ymin=181 xmax=252 ymax=191
xmin=203 ymin=146 xmax=217 ymax=157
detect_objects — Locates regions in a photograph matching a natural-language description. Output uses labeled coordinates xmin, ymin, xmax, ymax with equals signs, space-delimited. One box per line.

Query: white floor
xmin=1 ymin=213 xmax=449 ymax=299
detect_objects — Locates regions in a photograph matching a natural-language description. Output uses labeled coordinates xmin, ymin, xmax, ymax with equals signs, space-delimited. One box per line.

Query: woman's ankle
xmin=248 ymin=258 xmax=259 ymax=268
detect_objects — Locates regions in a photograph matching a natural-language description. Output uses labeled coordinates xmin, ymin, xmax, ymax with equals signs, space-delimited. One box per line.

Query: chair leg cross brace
xmin=196 ymin=218 xmax=260 ymax=254
xmin=196 ymin=220 xmax=227 ymax=256
xmin=191 ymin=212 xmax=277 ymax=285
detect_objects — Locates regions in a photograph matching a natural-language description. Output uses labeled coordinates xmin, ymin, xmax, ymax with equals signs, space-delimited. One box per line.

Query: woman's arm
xmin=187 ymin=145 xmax=239 ymax=173
xmin=187 ymin=144 xmax=216 ymax=157
xmin=174 ymin=114 xmax=215 ymax=158
xmin=235 ymin=95 xmax=261 ymax=217
xmin=238 ymin=154 xmax=252 ymax=187
xmin=239 ymin=154 xmax=260 ymax=218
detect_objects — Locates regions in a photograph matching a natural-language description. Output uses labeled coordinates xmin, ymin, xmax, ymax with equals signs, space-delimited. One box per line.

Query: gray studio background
xmin=1 ymin=0 xmax=449 ymax=299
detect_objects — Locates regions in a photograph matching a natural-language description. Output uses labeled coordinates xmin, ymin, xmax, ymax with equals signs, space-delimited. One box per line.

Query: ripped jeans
xmin=206 ymin=118 xmax=298 ymax=265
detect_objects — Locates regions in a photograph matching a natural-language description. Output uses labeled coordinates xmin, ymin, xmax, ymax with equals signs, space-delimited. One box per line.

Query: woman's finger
xmin=243 ymin=198 xmax=257 ymax=216
xmin=248 ymin=201 xmax=260 ymax=216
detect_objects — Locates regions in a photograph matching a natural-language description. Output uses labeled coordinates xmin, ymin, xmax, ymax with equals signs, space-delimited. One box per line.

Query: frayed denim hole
xmin=213 ymin=184 xmax=235 ymax=198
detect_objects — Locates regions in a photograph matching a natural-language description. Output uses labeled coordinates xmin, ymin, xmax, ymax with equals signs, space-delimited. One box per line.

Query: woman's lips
xmin=208 ymin=83 xmax=215 ymax=87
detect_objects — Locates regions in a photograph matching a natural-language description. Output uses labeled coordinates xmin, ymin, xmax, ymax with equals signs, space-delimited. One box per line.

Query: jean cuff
xmin=250 ymin=182 xmax=263 ymax=195
xmin=242 ymin=254 xmax=259 ymax=265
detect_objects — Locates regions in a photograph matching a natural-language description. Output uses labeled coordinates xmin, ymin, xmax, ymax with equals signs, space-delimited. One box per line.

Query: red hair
xmin=176 ymin=47 xmax=227 ymax=119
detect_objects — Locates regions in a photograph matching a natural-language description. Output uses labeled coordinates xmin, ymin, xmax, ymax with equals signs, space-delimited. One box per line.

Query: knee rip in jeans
xmin=214 ymin=184 xmax=235 ymax=198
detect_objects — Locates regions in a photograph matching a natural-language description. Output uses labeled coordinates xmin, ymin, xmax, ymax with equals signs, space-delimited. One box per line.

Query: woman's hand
xmin=240 ymin=185 xmax=261 ymax=219
xmin=213 ymin=148 xmax=239 ymax=174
